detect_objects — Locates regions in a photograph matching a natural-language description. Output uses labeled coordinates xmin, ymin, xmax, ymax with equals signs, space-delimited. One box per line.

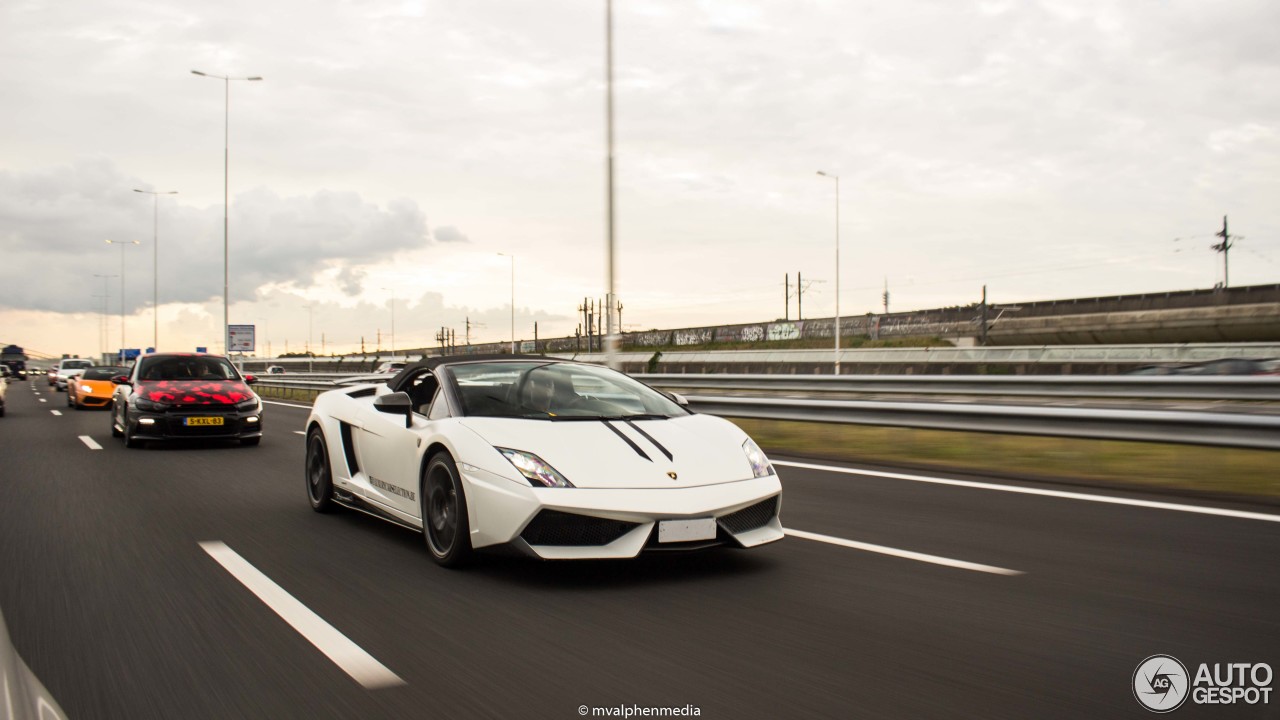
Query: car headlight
xmin=134 ymin=397 xmax=168 ymax=412
xmin=742 ymin=438 xmax=774 ymax=478
xmin=496 ymin=448 xmax=575 ymax=488
xmin=80 ymin=385 xmax=92 ymax=393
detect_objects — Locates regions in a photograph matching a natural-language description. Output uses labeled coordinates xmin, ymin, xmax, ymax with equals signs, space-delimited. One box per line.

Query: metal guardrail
xmin=635 ymin=374 xmax=1280 ymax=401
xmin=239 ymin=343 xmax=1280 ymax=371
xmin=684 ymin=396 xmax=1280 ymax=451
xmin=250 ymin=373 xmax=1280 ymax=450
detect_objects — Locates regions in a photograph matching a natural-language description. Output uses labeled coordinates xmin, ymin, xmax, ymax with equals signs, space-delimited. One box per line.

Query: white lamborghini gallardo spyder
xmin=304 ymin=355 xmax=783 ymax=566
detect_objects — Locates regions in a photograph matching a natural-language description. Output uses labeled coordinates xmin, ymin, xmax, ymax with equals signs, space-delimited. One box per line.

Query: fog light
xmin=138 ymin=418 xmax=156 ymax=426
xmin=245 ymin=416 xmax=260 ymax=424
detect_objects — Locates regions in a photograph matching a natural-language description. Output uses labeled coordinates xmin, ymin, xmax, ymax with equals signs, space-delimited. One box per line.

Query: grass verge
xmin=729 ymin=417 xmax=1280 ymax=500
xmin=255 ymin=385 xmax=322 ymax=404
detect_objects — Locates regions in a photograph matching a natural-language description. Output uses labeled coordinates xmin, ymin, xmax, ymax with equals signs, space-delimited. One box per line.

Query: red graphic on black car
xmin=112 ymin=353 xmax=263 ymax=448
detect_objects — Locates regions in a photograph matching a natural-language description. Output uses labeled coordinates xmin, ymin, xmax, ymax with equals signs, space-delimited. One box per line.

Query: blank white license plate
xmin=658 ymin=518 xmax=717 ymax=543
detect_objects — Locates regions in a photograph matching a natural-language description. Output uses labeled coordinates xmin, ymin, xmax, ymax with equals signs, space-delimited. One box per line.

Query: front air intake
xmin=521 ymin=510 xmax=638 ymax=546
xmin=718 ymin=496 xmax=779 ymax=534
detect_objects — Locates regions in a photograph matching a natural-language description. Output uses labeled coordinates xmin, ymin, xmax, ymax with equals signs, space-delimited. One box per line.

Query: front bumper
xmin=127 ymin=406 xmax=263 ymax=441
xmin=78 ymin=393 xmax=113 ymax=408
xmin=460 ymin=464 xmax=784 ymax=559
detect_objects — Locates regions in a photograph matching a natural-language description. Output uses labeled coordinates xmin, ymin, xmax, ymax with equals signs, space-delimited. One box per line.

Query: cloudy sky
xmin=2 ymin=0 xmax=1277 ymax=359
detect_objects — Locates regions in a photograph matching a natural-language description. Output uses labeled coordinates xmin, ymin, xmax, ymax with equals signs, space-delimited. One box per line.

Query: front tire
xmin=305 ymin=428 xmax=335 ymax=512
xmin=123 ymin=411 xmax=141 ymax=449
xmin=421 ymin=452 xmax=472 ymax=568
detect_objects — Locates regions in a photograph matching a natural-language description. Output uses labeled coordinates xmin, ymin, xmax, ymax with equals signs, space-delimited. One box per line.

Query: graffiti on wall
xmin=767 ymin=322 xmax=800 ymax=341
xmin=674 ymin=329 xmax=714 ymax=346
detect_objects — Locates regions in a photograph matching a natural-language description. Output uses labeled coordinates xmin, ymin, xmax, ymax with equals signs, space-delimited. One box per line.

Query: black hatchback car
xmin=111 ymin=353 xmax=263 ymax=448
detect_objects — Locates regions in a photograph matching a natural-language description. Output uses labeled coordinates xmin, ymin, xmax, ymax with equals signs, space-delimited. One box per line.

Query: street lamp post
xmin=816 ymin=171 xmax=840 ymax=374
xmin=381 ymin=288 xmax=396 ymax=357
xmin=603 ymin=0 xmax=620 ymax=369
xmin=497 ymin=253 xmax=515 ymax=353
xmin=93 ymin=274 xmax=117 ymax=359
xmin=133 ymin=188 xmax=178 ymax=351
xmin=305 ymin=304 xmax=314 ymax=373
xmin=191 ymin=69 xmax=263 ymax=353
xmin=104 ymin=239 xmax=140 ymax=361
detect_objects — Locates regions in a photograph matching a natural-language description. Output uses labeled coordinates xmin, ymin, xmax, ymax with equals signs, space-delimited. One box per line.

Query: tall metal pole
xmin=817 ymin=171 xmax=840 ymax=374
xmin=94 ymin=274 xmax=116 ymax=359
xmin=604 ymin=0 xmax=619 ymax=369
xmin=134 ymin=189 xmax=177 ymax=351
xmin=510 ymin=255 xmax=515 ymax=353
xmin=1212 ymin=215 xmax=1233 ymax=288
xmin=223 ymin=77 xmax=229 ymax=354
xmin=192 ymin=70 xmax=262 ymax=354
xmin=306 ymin=304 xmax=314 ymax=373
xmin=105 ymin=240 xmax=139 ymax=360
xmin=381 ymin=288 xmax=396 ymax=356
xmin=498 ymin=253 xmax=515 ymax=353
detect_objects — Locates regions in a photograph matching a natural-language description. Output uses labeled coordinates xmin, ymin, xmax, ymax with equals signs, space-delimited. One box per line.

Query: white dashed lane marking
xmin=784 ymin=528 xmax=1023 ymax=576
xmin=199 ymin=541 xmax=404 ymax=690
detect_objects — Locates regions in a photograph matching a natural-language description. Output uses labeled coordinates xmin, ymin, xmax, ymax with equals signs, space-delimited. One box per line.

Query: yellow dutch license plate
xmin=184 ymin=417 xmax=225 ymax=426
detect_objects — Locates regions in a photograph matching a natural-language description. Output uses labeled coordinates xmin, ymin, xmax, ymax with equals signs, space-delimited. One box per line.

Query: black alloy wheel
xmin=305 ymin=428 xmax=334 ymax=512
xmin=421 ymin=452 xmax=472 ymax=568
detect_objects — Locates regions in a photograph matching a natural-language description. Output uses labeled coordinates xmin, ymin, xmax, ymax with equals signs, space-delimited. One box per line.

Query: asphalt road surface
xmin=1 ymin=379 xmax=1277 ymax=719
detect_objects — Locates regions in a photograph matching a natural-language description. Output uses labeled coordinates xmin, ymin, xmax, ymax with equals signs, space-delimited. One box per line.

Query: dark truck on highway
xmin=0 ymin=345 xmax=26 ymax=379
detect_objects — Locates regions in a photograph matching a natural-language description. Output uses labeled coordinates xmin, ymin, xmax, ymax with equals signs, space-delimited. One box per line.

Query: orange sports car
xmin=68 ymin=366 xmax=129 ymax=410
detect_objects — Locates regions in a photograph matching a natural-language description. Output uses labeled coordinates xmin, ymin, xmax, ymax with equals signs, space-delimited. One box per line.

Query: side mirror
xmin=243 ymin=374 xmax=257 ymax=384
xmin=111 ymin=375 xmax=131 ymax=386
xmin=666 ymin=391 xmax=689 ymax=407
xmin=374 ymin=392 xmax=413 ymax=428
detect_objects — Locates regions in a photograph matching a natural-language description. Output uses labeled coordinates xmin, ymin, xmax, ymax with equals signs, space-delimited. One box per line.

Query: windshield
xmin=61 ymin=360 xmax=92 ymax=370
xmin=448 ymin=361 xmax=686 ymax=420
xmin=82 ymin=367 xmax=128 ymax=380
xmin=137 ymin=356 xmax=241 ymax=382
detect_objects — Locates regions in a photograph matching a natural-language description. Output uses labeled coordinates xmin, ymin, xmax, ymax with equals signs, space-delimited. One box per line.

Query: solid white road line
xmin=774 ymin=460 xmax=1280 ymax=524
xmin=50 ymin=410 xmax=62 ymax=416
xmin=784 ymin=528 xmax=1023 ymax=576
xmin=78 ymin=435 xmax=103 ymax=450
xmin=294 ymin=430 xmax=306 ymax=435
xmin=262 ymin=400 xmax=312 ymax=409
xmin=199 ymin=541 xmax=404 ymax=690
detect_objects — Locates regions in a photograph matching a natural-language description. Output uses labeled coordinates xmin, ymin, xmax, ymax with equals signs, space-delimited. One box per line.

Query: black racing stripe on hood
xmin=602 ymin=421 xmax=651 ymax=462
xmin=623 ymin=419 xmax=674 ymax=462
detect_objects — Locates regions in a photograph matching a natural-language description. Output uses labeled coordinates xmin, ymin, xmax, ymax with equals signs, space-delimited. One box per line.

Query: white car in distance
xmin=53 ymin=358 xmax=94 ymax=392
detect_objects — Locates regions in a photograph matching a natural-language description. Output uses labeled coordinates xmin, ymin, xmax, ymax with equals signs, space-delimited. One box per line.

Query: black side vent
xmin=521 ymin=511 xmax=638 ymax=546
xmin=339 ymin=421 xmax=360 ymax=475
xmin=347 ymin=387 xmax=377 ymax=398
xmin=718 ymin=496 xmax=779 ymax=534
